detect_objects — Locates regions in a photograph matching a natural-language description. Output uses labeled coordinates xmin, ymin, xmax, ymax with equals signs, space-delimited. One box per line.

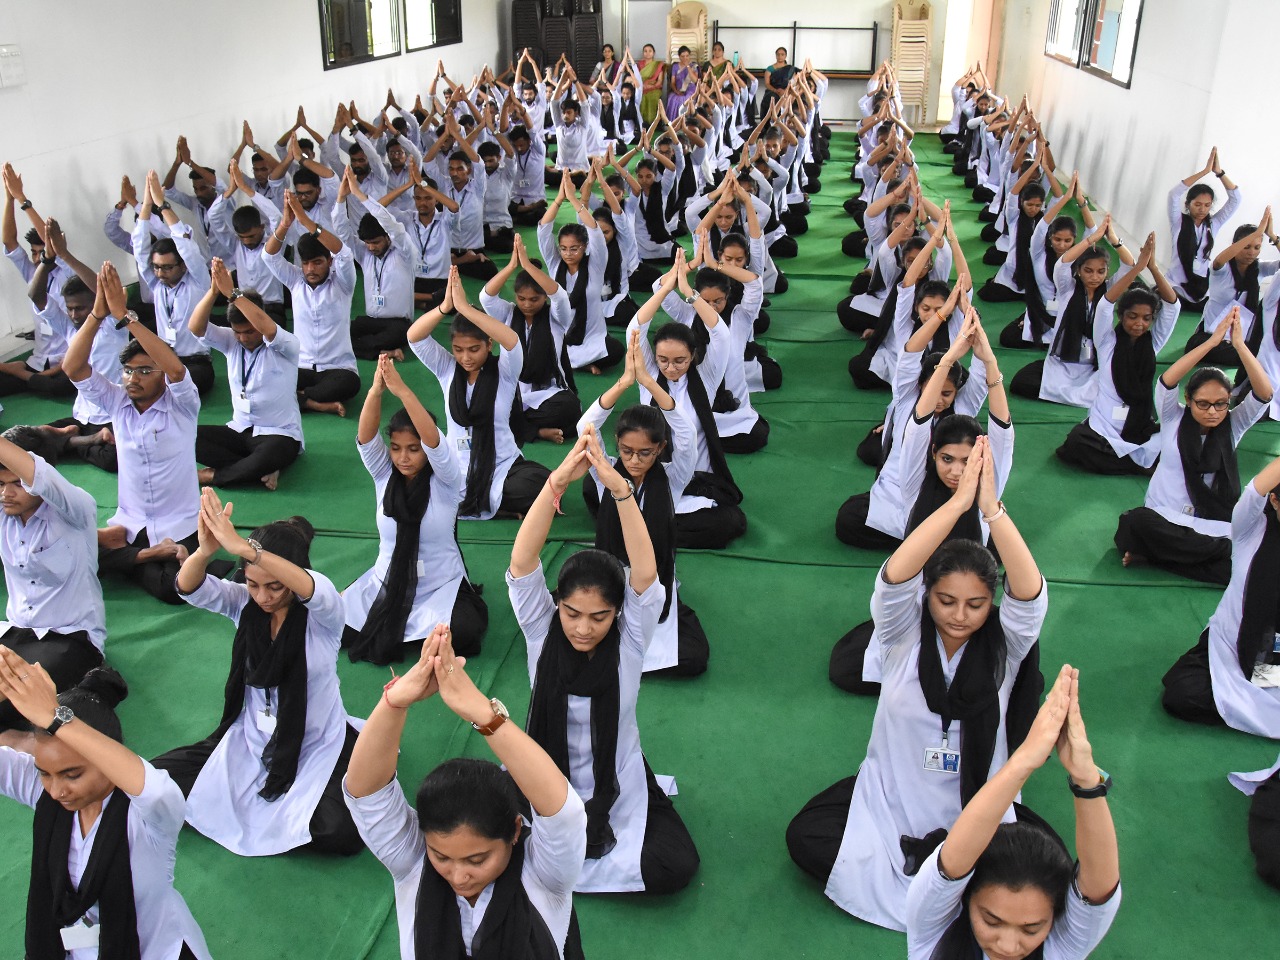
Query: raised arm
xmin=884 ymin=434 xmax=984 ymax=584
xmin=450 ymin=270 xmax=518 ymax=351
xmin=199 ymin=487 xmax=315 ymax=600
xmin=1213 ymin=208 xmax=1270 ymax=270
xmin=1060 ymin=212 xmax=1111 ymax=265
xmin=1161 ymin=307 xmax=1233 ymax=388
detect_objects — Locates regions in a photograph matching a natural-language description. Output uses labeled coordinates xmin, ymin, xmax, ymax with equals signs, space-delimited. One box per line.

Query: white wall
xmin=0 ymin=0 xmax=501 ymax=353
xmin=996 ymin=0 xmax=1280 ymax=264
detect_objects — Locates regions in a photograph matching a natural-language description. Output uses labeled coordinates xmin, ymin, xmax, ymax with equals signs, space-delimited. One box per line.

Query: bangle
xmin=88 ymin=313 xmax=104 ymax=322
xmin=245 ymin=537 xmax=263 ymax=566
xmin=987 ymin=373 xmax=1004 ymax=389
xmin=981 ymin=500 xmax=1007 ymax=524
xmin=382 ymin=675 xmax=407 ymax=710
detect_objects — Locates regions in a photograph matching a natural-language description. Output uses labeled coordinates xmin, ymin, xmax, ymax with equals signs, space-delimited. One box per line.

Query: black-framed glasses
xmin=1192 ymin=399 xmax=1230 ymax=412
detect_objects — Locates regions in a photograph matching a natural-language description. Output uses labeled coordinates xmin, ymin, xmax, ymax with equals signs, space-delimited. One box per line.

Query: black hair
xmin=231 ymin=206 xmax=265 ymax=233
xmin=558 ymin=223 xmax=588 ymax=246
xmin=616 ymin=404 xmax=669 ymax=447
xmin=250 ymin=151 xmax=266 ymax=165
xmin=1049 ymin=216 xmax=1077 ymax=238
xmin=387 ymin=405 xmax=437 ymax=440
xmin=652 ymin=321 xmax=697 ymax=354
xmin=293 ymin=167 xmax=321 ymax=189
xmin=888 ymin=202 xmax=912 ymax=225
xmin=118 ymin=339 xmax=150 ymax=365
xmin=605 ymin=174 xmax=625 ymax=193
xmin=903 ymin=236 xmax=929 ymax=260
xmin=922 ymin=538 xmax=998 ymax=595
xmin=620 ymin=82 xmax=636 ymax=97
xmin=1 ymin=424 xmax=61 ymax=464
xmin=919 ymin=351 xmax=967 ymax=391
xmin=389 ymin=121 xmax=409 ymax=137
xmin=416 ymin=757 xmax=521 ymax=840
xmin=24 ymin=228 xmax=43 ymax=247
xmin=1115 ymin=288 xmax=1160 ymax=319
xmin=226 ymin=289 xmax=265 ymax=325
xmin=357 ymin=213 xmax=389 ymax=242
xmin=448 ymin=150 xmax=472 ymax=168
xmin=915 ymin=279 xmax=952 ymax=307
xmin=1072 ymin=244 xmax=1109 ymax=276
xmin=244 ymin=516 xmax=315 ymax=570
xmin=694 ymin=267 xmax=731 ymax=296
xmin=1021 ymin=183 xmax=1046 ymax=204
xmin=188 ymin=169 xmax=210 ymax=183
xmin=678 ymin=45 xmax=691 ymax=55
xmin=555 ymin=547 xmax=626 ymax=609
xmin=297 ymin=137 xmax=315 ymax=153
xmin=1185 ymin=184 xmax=1215 ymax=207
xmin=603 ymin=43 xmax=615 ymax=55
xmin=1186 ymin=365 xmax=1231 ymax=399
xmin=477 ymin=141 xmax=502 ymax=159
xmin=933 ymin=413 xmax=983 ymax=451
xmin=150 ymin=237 xmax=179 ymax=261
xmin=296 ymin=234 xmax=329 ymax=262
xmin=965 ymin=822 xmax=1075 ymax=922
xmin=635 ymin=158 xmax=658 ymax=175
xmin=509 ymin=125 xmax=531 ymax=143
xmin=592 ymin=207 xmax=616 ymax=231
xmin=1232 ymin=223 xmax=1258 ymax=243
xmin=719 ymin=231 xmax=749 ymax=258
xmin=450 ymin=314 xmax=488 ymax=342
xmin=561 ymin=98 xmax=581 ymax=115
xmin=40 ymin=667 xmax=129 ymax=743
xmin=61 ymin=276 xmax=91 ymax=300
xmin=348 ymin=142 xmax=366 ymax=158
xmin=512 ymin=270 xmax=545 ymax=297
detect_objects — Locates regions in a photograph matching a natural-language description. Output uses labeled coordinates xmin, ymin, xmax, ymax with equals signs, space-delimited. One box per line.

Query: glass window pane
xmin=405 ymin=0 xmax=463 ymax=52
xmin=1088 ymin=0 xmax=1142 ymax=84
xmin=1045 ymin=0 xmax=1089 ymax=61
xmin=321 ymin=0 xmax=401 ymax=67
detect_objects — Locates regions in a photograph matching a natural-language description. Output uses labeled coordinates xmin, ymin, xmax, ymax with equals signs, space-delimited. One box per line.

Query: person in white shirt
xmin=1115 ymin=308 xmax=1273 ymax=585
xmin=0 ymin=431 xmax=106 ymax=733
xmin=159 ymin=492 xmax=364 ymax=858
xmin=207 ymin=163 xmax=286 ymax=322
xmin=1167 ymin=147 xmax=1241 ymax=309
xmin=162 ymin=136 xmax=231 ymax=261
xmin=232 ymin=120 xmax=286 ymax=208
xmin=478 ymin=139 xmax=516 ymax=254
xmin=507 ymin=125 xmax=550 ymax=226
xmin=0 ymin=660 xmax=214 ymax=960
xmin=131 ymin=171 xmax=215 ymax=396
xmin=189 ymin=259 xmax=303 ymax=491
xmin=65 ymin=262 xmax=204 ymax=606
xmin=906 ymin=667 xmax=1120 ymax=960
xmin=264 ymin=191 xmax=361 ymax=417
xmin=333 ymin=167 xmax=417 ymax=360
xmin=382 ymin=172 xmax=459 ymax=313
xmin=439 ymin=135 xmax=495 ymax=281
xmin=344 ymin=623 xmax=587 ymax=960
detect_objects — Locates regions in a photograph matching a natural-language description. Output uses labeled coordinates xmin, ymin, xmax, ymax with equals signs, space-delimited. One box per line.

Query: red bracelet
xmin=382 ymin=674 xmax=407 ymax=709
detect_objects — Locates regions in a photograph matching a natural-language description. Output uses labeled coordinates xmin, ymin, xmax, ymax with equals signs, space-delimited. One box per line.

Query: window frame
xmin=402 ymin=0 xmax=465 ymax=54
xmin=318 ymin=0 xmax=405 ymax=71
xmin=1044 ymin=0 xmax=1145 ymax=89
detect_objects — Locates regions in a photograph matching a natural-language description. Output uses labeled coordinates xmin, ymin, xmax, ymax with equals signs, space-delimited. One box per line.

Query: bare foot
xmin=261 ymin=471 xmax=280 ymax=491
xmin=1121 ymin=550 xmax=1145 ymax=568
xmin=304 ymin=399 xmax=347 ymax=417
xmin=97 ymin=526 xmax=128 ymax=551
xmin=385 ymin=349 xmax=405 ymax=362
xmin=68 ymin=426 xmax=113 ymax=450
xmin=537 ymin=427 xmax=565 ymax=444
xmin=41 ymin=423 xmax=80 ymax=438
xmin=588 ymin=364 xmax=603 ymax=375
xmin=860 ymin=328 xmax=876 ymax=340
xmin=197 ymin=467 xmax=216 ymax=484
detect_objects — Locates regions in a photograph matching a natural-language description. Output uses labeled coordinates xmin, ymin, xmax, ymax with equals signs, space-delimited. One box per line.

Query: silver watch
xmin=46 ymin=705 xmax=74 ymax=736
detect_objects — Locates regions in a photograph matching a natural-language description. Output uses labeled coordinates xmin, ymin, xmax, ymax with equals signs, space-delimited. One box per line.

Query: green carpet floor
xmin=0 ymin=132 xmax=1276 ymax=958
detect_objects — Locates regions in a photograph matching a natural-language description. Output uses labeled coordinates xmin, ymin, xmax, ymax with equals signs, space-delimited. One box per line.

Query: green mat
xmin=0 ymin=132 xmax=1276 ymax=958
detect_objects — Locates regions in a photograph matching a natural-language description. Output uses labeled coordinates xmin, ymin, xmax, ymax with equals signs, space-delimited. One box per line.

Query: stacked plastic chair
xmin=542 ymin=8 xmax=573 ymax=67
xmin=572 ymin=11 xmax=602 ymax=82
xmin=666 ymin=2 xmax=708 ymax=65
xmin=892 ymin=0 xmax=932 ymax=125
xmin=512 ymin=0 xmax=543 ymax=68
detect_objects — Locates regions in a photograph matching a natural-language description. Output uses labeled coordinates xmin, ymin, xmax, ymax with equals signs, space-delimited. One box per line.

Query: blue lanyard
xmin=239 ymin=345 xmax=263 ymax=395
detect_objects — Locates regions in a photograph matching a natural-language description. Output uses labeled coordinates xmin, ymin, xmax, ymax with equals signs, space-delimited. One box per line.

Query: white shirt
xmin=169 ymin=182 xmax=233 ymax=261
xmin=1199 ymin=258 xmax=1280 ymax=337
xmin=508 ymin=563 xmax=665 ymax=892
xmin=200 ymin=324 xmax=303 ymax=442
xmin=3 ymin=247 xmax=70 ymax=369
xmin=207 ymin=193 xmax=285 ymax=304
xmin=343 ymin=434 xmax=465 ymax=641
xmin=0 ymin=752 xmax=213 ymax=960
xmin=131 ymin=220 xmax=210 ymax=357
xmin=75 ymin=372 xmax=200 ymax=544
xmin=344 ymin=772 xmax=586 ymax=960
xmin=181 ymin=572 xmax=354 ymax=856
xmin=445 ymin=173 xmax=486 ymax=250
xmin=1165 ymin=179 xmax=1241 ymax=292
xmin=334 ymin=199 xmax=416 ymax=318
xmin=41 ymin=304 xmax=126 ymax=426
xmin=537 ymin=221 xmax=611 ymax=368
xmin=480 ymin=287 xmax=574 ymax=410
xmin=1039 ymin=259 xmax=1107 ymax=409
xmin=483 ymin=159 xmax=516 ymax=228
xmin=396 ymin=209 xmax=455 ymax=281
xmin=263 ymin=245 xmax=358 ymax=371
xmin=0 ymin=454 xmax=105 ymax=649
xmin=906 ymin=846 xmax=1120 ymax=959
xmin=510 ymin=142 xmax=549 ymax=204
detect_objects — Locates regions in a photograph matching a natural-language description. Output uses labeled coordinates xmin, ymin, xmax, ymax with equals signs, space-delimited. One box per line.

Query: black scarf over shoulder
xmin=904 ymin=439 xmax=985 ymax=545
xmin=1238 ymin=499 xmax=1280 ymax=676
xmin=555 ymin=258 xmax=592 ymax=348
xmin=690 ymin=306 xmax=741 ymax=414
xmin=655 ymin=368 xmax=742 ymax=503
xmin=450 ymin=354 xmax=502 ymax=518
xmin=599 ymin=102 xmax=618 ymax=140
xmin=525 ymin=611 xmax=623 ymax=860
xmin=1049 ymin=277 xmax=1102 ymax=366
xmin=596 ymin=458 xmax=676 ymax=622
xmin=1025 ymin=231 xmax=1062 ymax=344
xmin=414 ymin=825 xmax=560 ymax=960
xmin=514 ymin=303 xmax=570 ymax=390
xmin=863 ymin=260 xmax=910 ymax=353
xmin=214 ymin=599 xmax=311 ymax=800
xmin=1110 ymin=324 xmax=1159 ymax=444
xmin=1012 ymin=208 xmax=1042 ymax=293
xmin=28 ymin=790 xmax=140 ymax=960
xmin=617 ymin=97 xmax=641 ymax=143
xmin=1176 ymin=406 xmax=1240 ymax=522
xmin=1176 ymin=212 xmax=1211 ymax=302
xmin=348 ymin=466 xmax=434 ymax=665
xmin=638 ymin=184 xmax=672 ymax=244
xmin=603 ymin=234 xmax=624 ymax=301
xmin=1231 ymin=259 xmax=1264 ymax=354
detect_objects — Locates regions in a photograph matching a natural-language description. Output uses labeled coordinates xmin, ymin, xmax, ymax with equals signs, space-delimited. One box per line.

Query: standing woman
xmin=666 ymin=47 xmax=699 ymax=118
xmin=343 ymin=625 xmax=588 ymax=960
xmin=906 ymin=667 xmax=1121 ymax=960
xmin=1115 ymin=308 xmax=1273 ymax=585
xmin=1167 ymin=147 xmax=1241 ymax=310
xmin=1057 ymin=235 xmax=1182 ymax=475
xmin=0 ymin=658 xmax=213 ymax=959
xmin=788 ymin=439 xmax=1048 ymax=932
xmin=344 ymin=355 xmax=488 ymax=666
xmin=579 ymin=332 xmax=709 ymax=677
xmin=637 ymin=44 xmax=666 ymax=125
xmin=509 ymin=428 xmax=700 ymax=894
xmin=157 ymin=488 xmax=364 ymax=857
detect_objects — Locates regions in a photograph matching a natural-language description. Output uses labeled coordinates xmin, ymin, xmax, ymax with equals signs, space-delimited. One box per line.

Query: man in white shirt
xmin=385 ymin=174 xmax=458 ymax=314
xmin=0 ymin=427 xmax=107 ymax=735
xmin=65 ymin=262 xmax=206 ymax=606
xmin=507 ymin=125 xmax=549 ymax=225
xmin=190 ymin=259 xmax=302 ymax=491
xmin=264 ymin=191 xmax=361 ymax=416
xmin=442 ymin=143 xmax=495 ymax=281
xmin=132 ymin=170 xmax=216 ymax=395
xmin=478 ymin=140 xmax=515 ymax=254
xmin=207 ymin=164 xmax=286 ymax=322
xmin=162 ymin=136 xmax=233 ymax=261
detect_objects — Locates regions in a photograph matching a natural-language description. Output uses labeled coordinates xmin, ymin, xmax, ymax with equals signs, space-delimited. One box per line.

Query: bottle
xmin=732 ymin=50 xmax=739 ymax=67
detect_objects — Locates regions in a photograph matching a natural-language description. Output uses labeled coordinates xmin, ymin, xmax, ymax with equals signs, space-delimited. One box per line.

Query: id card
xmin=373 ymin=294 xmax=387 ymax=309
xmin=255 ymin=708 xmax=277 ymax=735
xmin=1112 ymin=404 xmax=1129 ymax=422
xmin=456 ymin=433 xmax=472 ymax=454
xmin=1273 ymin=633 xmax=1280 ymax=654
xmin=602 ymin=282 xmax=615 ymax=299
xmin=1252 ymin=664 xmax=1280 ymax=689
xmin=924 ymin=747 xmax=960 ymax=774
xmin=239 ymin=393 xmax=253 ymax=416
xmin=38 ymin=319 xmax=53 ymax=337
xmin=61 ymin=920 xmax=100 ymax=950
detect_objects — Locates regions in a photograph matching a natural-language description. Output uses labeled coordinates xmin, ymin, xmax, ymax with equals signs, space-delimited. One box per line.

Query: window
xmin=1044 ymin=0 xmax=1143 ymax=87
xmin=404 ymin=0 xmax=463 ymax=52
xmin=319 ymin=0 xmax=402 ymax=69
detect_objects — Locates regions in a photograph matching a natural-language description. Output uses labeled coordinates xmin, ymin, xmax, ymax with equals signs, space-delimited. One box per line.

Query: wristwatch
xmin=229 ymin=287 xmax=244 ymax=302
xmin=611 ymin=478 xmax=636 ymax=502
xmin=46 ymin=705 xmax=74 ymax=736
xmin=472 ymin=698 xmax=510 ymax=736
xmin=19 ymin=200 xmax=31 ymax=211
xmin=1068 ymin=768 xmax=1112 ymax=799
xmin=114 ymin=309 xmax=139 ymax=330
xmin=157 ymin=201 xmax=172 ymax=212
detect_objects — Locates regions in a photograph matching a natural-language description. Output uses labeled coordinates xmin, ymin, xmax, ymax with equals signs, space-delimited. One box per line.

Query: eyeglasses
xmin=151 ymin=261 xmax=182 ymax=273
xmin=617 ymin=444 xmax=659 ymax=462
xmin=558 ymin=245 xmax=584 ymax=255
xmin=701 ymin=295 xmax=728 ymax=309
xmin=121 ymin=366 xmax=161 ymax=379
xmin=656 ymin=355 xmax=692 ymax=369
xmin=1192 ymin=399 xmax=1230 ymax=412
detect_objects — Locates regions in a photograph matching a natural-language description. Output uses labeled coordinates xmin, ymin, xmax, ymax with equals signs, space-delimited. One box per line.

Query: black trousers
xmin=499 ymin=458 xmax=553 ymax=517
xmin=46 ymin=417 xmax=118 ymax=472
xmin=197 ymin=426 xmax=301 ymax=486
xmin=770 ymin=235 xmax=799 ymax=259
xmin=575 ymin=333 xmax=625 ymax=371
xmin=1248 ymin=771 xmax=1280 ymax=889
xmin=630 ymin=261 xmax=667 ymax=292
xmin=350 ymin=316 xmax=411 ymax=360
xmin=780 ymin=209 xmax=809 ymax=236
xmin=982 ymin=246 xmax=1007 ymax=267
xmin=756 ymin=351 xmax=782 ymax=391
xmin=786 ymin=775 xmax=855 ymax=883
xmin=998 ymin=317 xmax=1048 ymax=350
xmin=855 ymin=424 xmax=883 ymax=468
xmin=1161 ymin=628 xmax=1225 ymax=725
xmin=0 ymin=628 xmax=103 ymax=730
xmin=838 ymin=297 xmax=878 ymax=336
xmin=414 ymin=276 xmax=448 ymax=313
xmin=828 ymin=619 xmax=882 ymax=695
xmin=834 ymin=492 xmax=903 ymax=552
xmin=848 ymin=345 xmax=890 ymax=391
xmin=100 ymin=529 xmax=198 ymax=605
xmin=181 ymin=354 xmax=215 ymax=397
xmin=606 ymin=295 xmax=640 ymax=329
xmin=297 ymin=367 xmax=361 ymax=404
xmin=1184 ymin=328 xmax=1240 ymax=368
xmin=645 ymin=601 xmax=710 ymax=678
xmin=452 ymin=250 xmax=499 ymax=282
xmin=1056 ymin=421 xmax=1154 ymax=476
xmin=1009 ymin=359 xmax=1045 ymax=400
xmin=342 ymin=578 xmax=490 ymax=661
xmin=1115 ymin=507 xmax=1232 ymax=585
xmin=638 ymin=759 xmax=700 ymax=894
xmin=519 ymin=390 xmax=582 ymax=443
xmin=153 ymin=724 xmax=364 ymax=856
xmin=771 ymin=273 xmax=790 ymax=295
xmin=509 ymin=200 xmax=548 ymax=226
xmin=977 ymin=278 xmax=1024 ymax=303
xmin=675 ymin=502 xmax=747 ymax=550
xmin=0 ymin=364 xmax=75 ymax=398
xmin=841 ymin=231 xmax=869 ymax=260
xmin=484 ymin=224 xmax=515 ymax=254
xmin=720 ymin=415 xmax=770 ymax=454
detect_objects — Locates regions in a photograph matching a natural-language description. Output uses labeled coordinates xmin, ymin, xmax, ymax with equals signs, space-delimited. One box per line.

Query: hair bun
xmin=73 ymin=666 xmax=129 ymax=710
xmin=283 ymin=515 xmax=316 ymax=544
